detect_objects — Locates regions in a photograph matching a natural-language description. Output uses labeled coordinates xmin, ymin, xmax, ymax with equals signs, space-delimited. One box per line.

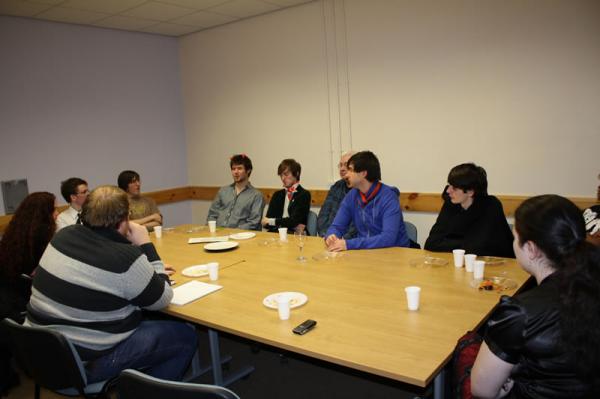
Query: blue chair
xmin=306 ymin=210 xmax=318 ymax=236
xmin=404 ymin=221 xmax=418 ymax=245
xmin=0 ymin=318 xmax=107 ymax=399
xmin=107 ymin=369 xmax=240 ymax=399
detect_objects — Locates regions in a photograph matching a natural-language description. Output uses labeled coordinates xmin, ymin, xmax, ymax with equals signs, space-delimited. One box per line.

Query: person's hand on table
xmin=325 ymin=234 xmax=338 ymax=246
xmin=163 ymin=264 xmax=176 ymax=275
xmin=325 ymin=234 xmax=347 ymax=251
xmin=261 ymin=217 xmax=270 ymax=226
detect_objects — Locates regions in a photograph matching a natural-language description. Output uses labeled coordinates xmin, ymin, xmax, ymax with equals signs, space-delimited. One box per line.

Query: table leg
xmin=208 ymin=328 xmax=255 ymax=387
xmin=433 ymin=368 xmax=445 ymax=399
xmin=208 ymin=328 xmax=224 ymax=385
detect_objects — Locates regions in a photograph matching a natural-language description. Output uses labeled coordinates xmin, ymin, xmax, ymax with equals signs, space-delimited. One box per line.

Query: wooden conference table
xmin=152 ymin=226 xmax=530 ymax=397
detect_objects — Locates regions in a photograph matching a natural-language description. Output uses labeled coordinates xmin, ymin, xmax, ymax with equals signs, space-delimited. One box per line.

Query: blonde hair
xmin=81 ymin=185 xmax=129 ymax=229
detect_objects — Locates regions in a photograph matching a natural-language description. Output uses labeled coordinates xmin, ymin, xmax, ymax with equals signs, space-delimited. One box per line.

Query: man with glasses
xmin=317 ymin=151 xmax=357 ymax=238
xmin=56 ymin=177 xmax=89 ymax=230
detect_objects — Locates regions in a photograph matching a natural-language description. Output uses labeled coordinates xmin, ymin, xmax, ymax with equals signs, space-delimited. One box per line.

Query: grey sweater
xmin=26 ymin=225 xmax=172 ymax=360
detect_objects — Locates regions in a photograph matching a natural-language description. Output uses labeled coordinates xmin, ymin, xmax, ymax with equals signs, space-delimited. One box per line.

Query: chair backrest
xmin=404 ymin=221 xmax=418 ymax=243
xmin=107 ymin=369 xmax=241 ymax=399
xmin=0 ymin=318 xmax=88 ymax=394
xmin=306 ymin=210 xmax=318 ymax=236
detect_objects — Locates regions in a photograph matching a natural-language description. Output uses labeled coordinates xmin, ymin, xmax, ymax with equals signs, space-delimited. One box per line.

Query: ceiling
xmin=0 ymin=0 xmax=315 ymax=37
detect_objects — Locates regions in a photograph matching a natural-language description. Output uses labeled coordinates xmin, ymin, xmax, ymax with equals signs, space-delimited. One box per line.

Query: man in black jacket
xmin=424 ymin=163 xmax=514 ymax=258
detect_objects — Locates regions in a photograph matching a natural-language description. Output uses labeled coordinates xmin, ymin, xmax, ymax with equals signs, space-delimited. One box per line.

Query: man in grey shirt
xmin=207 ymin=154 xmax=265 ymax=231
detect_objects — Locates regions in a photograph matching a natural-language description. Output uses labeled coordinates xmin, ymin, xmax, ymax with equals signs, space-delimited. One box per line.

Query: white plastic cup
xmin=464 ymin=254 xmax=477 ymax=272
xmin=276 ymin=295 xmax=291 ymax=320
xmin=208 ymin=220 xmax=217 ymax=233
xmin=405 ymin=286 xmax=421 ymax=311
xmin=154 ymin=226 xmax=162 ymax=239
xmin=207 ymin=262 xmax=219 ymax=281
xmin=278 ymin=227 xmax=288 ymax=242
xmin=453 ymin=249 xmax=465 ymax=267
xmin=473 ymin=260 xmax=485 ymax=280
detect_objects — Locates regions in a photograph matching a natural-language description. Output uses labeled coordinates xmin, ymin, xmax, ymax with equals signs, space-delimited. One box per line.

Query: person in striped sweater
xmin=26 ymin=185 xmax=197 ymax=383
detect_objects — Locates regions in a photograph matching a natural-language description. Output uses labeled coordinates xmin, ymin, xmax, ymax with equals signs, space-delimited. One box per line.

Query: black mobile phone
xmin=293 ymin=319 xmax=317 ymax=335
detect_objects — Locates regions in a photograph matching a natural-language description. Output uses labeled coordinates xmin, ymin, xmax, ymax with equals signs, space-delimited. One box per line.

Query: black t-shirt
xmin=484 ymin=274 xmax=590 ymax=398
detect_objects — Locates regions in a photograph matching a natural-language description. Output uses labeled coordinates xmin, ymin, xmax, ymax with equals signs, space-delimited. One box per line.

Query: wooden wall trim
xmin=1 ymin=186 xmax=597 ymax=234
xmin=186 ymin=186 xmax=598 ymax=215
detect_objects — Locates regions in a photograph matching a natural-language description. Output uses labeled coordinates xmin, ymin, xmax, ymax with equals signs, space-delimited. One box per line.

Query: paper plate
xmin=230 ymin=232 xmax=256 ymax=240
xmin=408 ymin=256 xmax=449 ymax=268
xmin=263 ymin=292 xmax=308 ymax=309
xmin=471 ymin=276 xmax=517 ymax=292
xmin=312 ymin=251 xmax=346 ymax=261
xmin=204 ymin=241 xmax=239 ymax=251
xmin=181 ymin=264 xmax=209 ymax=277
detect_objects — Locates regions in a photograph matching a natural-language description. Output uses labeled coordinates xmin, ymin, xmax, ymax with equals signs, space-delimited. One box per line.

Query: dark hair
xmin=348 ymin=151 xmax=381 ymax=182
xmin=277 ymin=159 xmax=301 ymax=180
xmin=447 ymin=163 xmax=488 ymax=197
xmin=60 ymin=177 xmax=87 ymax=203
xmin=81 ymin=186 xmax=130 ymax=230
xmin=117 ymin=170 xmax=140 ymax=191
xmin=230 ymin=154 xmax=253 ymax=176
xmin=0 ymin=192 xmax=56 ymax=279
xmin=515 ymin=195 xmax=600 ymax=391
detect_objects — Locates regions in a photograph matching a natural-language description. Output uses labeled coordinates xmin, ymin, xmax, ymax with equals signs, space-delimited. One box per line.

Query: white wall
xmin=180 ymin=0 xmax=600 ymax=244
xmin=0 ymin=16 xmax=192 ymax=226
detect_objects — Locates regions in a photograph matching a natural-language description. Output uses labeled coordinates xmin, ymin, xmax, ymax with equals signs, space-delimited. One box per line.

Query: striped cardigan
xmin=26 ymin=225 xmax=172 ymax=361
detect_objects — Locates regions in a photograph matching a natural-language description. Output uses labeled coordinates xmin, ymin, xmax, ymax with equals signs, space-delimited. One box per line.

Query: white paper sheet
xmin=170 ymin=280 xmax=223 ymax=306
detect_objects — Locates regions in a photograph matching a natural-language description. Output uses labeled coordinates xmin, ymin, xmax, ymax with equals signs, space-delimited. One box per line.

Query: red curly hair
xmin=0 ymin=192 xmax=56 ymax=280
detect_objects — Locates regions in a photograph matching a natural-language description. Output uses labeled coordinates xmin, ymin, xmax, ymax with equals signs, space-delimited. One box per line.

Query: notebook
xmin=170 ymin=280 xmax=222 ymax=306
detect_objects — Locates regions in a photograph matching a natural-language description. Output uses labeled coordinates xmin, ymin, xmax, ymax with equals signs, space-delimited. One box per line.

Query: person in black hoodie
xmin=424 ymin=163 xmax=514 ymax=258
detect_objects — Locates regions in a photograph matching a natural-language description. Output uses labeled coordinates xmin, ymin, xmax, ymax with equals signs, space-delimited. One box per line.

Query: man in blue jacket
xmin=325 ymin=151 xmax=409 ymax=251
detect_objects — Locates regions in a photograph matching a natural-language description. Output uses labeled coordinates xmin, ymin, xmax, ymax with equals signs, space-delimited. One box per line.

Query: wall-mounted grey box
xmin=1 ymin=179 xmax=29 ymax=214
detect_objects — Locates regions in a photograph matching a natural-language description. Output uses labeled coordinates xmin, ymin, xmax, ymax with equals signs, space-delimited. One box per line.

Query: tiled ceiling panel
xmin=207 ymin=0 xmax=280 ymax=18
xmin=60 ymin=0 xmax=147 ymax=14
xmin=121 ymin=2 xmax=195 ymax=21
xmin=0 ymin=0 xmax=52 ymax=17
xmin=35 ymin=6 xmax=109 ymax=24
xmin=92 ymin=15 xmax=157 ymax=30
xmin=172 ymin=10 xmax=237 ymax=28
xmin=0 ymin=0 xmax=316 ymax=37
xmin=157 ymin=0 xmax=230 ymax=10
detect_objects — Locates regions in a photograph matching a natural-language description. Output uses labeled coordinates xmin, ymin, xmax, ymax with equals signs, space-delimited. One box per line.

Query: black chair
xmin=106 ymin=369 xmax=240 ymax=399
xmin=0 ymin=318 xmax=106 ymax=399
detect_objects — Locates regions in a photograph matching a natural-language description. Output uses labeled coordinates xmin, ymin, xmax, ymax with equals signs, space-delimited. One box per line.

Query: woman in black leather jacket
xmin=471 ymin=195 xmax=600 ymax=399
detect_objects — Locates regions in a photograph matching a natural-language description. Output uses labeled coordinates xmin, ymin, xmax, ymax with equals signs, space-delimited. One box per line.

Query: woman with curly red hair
xmin=0 ymin=192 xmax=57 ymax=283
xmin=0 ymin=192 xmax=57 ymax=394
